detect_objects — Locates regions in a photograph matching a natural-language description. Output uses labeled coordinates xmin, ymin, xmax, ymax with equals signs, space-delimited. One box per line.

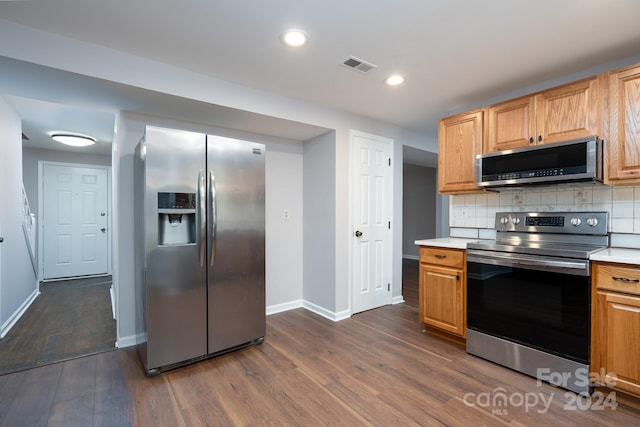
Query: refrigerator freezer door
xmin=207 ymin=136 xmax=266 ymax=354
xmin=144 ymin=126 xmax=207 ymax=370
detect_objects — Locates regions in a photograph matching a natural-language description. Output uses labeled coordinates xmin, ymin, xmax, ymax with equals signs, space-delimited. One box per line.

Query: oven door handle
xmin=467 ymin=249 xmax=590 ymax=276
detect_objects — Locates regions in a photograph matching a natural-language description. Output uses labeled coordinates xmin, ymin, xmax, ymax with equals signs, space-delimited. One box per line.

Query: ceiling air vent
xmin=341 ymin=56 xmax=377 ymax=73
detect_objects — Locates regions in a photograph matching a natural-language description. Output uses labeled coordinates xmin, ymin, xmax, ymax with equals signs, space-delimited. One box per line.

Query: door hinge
xmin=388 ymin=283 xmax=390 ymax=291
xmin=388 ymin=158 xmax=391 ymax=166
xmin=388 ymin=221 xmax=391 ymax=229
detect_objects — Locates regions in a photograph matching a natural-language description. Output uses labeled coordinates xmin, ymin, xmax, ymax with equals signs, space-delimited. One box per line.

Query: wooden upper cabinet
xmin=486 ymin=96 xmax=535 ymax=152
xmin=536 ymin=76 xmax=602 ymax=145
xmin=438 ymin=110 xmax=483 ymax=194
xmin=606 ymin=63 xmax=640 ymax=184
xmin=485 ymin=75 xmax=602 ymax=153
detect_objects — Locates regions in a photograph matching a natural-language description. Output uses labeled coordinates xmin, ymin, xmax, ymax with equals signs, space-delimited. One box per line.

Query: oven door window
xmin=467 ymin=261 xmax=590 ymax=364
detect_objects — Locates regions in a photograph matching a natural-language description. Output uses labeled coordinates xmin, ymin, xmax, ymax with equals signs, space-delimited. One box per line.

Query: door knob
xmin=354 ymin=230 xmax=363 ymax=237
xmin=101 ymin=228 xmax=106 ymax=233
xmin=0 ymin=237 xmax=3 ymax=243
xmin=100 ymin=212 xmax=106 ymax=216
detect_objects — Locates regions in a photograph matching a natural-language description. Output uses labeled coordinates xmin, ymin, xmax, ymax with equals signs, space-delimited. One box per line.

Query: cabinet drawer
xmin=419 ymin=247 xmax=464 ymax=268
xmin=595 ymin=264 xmax=640 ymax=295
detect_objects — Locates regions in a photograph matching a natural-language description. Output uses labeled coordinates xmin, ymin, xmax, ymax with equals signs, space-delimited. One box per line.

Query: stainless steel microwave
xmin=476 ymin=136 xmax=602 ymax=188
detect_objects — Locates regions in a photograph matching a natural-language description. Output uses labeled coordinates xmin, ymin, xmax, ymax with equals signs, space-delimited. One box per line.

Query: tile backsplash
xmin=450 ymin=183 xmax=640 ymax=235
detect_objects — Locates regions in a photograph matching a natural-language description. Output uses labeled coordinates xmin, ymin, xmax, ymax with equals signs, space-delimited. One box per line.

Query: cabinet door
xmin=437 ymin=110 xmax=483 ymax=194
xmin=486 ymin=96 xmax=536 ymax=152
xmin=599 ymin=292 xmax=640 ymax=397
xmin=607 ymin=64 xmax=640 ymax=183
xmin=419 ymin=263 xmax=465 ymax=337
xmin=536 ymin=76 xmax=602 ymax=145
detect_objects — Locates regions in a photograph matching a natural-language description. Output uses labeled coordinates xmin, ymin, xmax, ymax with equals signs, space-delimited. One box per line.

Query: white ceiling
xmin=1 ymin=0 xmax=640 ymax=161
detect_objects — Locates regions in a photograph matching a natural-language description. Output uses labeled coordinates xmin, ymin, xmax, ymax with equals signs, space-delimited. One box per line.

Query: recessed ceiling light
xmin=385 ymin=75 xmax=405 ymax=86
xmin=51 ymin=133 xmax=96 ymax=147
xmin=280 ymin=29 xmax=309 ymax=47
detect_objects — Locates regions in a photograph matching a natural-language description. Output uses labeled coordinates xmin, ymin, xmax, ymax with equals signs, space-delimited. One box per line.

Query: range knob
xmin=570 ymin=217 xmax=582 ymax=226
xmin=499 ymin=217 xmax=509 ymax=225
xmin=511 ymin=217 xmax=521 ymax=225
xmin=586 ymin=218 xmax=599 ymax=227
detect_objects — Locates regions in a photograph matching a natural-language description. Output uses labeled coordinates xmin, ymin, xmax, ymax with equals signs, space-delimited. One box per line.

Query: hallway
xmin=0 ymin=276 xmax=115 ymax=375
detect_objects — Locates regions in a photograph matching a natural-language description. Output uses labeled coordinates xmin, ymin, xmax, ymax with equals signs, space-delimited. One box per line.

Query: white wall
xmin=303 ymin=131 xmax=337 ymax=315
xmin=403 ymin=164 xmax=437 ymax=258
xmin=0 ymin=96 xmax=38 ymax=337
xmin=265 ymin=140 xmax=304 ymax=311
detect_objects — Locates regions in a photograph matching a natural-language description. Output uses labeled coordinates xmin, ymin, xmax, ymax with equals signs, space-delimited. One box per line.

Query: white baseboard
xmin=117 ymin=333 xmax=145 ymax=349
xmin=266 ymin=298 xmax=351 ymax=322
xmin=1 ymin=288 xmax=39 ymax=338
xmin=266 ymin=299 xmax=303 ymax=316
xmin=392 ymin=295 xmax=405 ymax=305
xmin=303 ymin=300 xmax=351 ymax=322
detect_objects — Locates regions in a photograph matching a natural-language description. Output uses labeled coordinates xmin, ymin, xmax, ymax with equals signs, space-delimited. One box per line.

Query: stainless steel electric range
xmin=466 ymin=211 xmax=609 ymax=395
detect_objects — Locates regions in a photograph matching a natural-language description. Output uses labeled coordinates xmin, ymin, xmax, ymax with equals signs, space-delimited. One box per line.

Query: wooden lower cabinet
xmin=419 ymin=247 xmax=466 ymax=339
xmin=592 ymin=262 xmax=640 ymax=398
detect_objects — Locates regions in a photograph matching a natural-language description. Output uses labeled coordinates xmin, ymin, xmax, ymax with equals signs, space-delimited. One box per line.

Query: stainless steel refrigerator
xmin=134 ymin=125 xmax=265 ymax=375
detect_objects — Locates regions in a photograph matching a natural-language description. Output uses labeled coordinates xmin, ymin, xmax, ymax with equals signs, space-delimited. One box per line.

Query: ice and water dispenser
xmin=157 ymin=192 xmax=196 ymax=245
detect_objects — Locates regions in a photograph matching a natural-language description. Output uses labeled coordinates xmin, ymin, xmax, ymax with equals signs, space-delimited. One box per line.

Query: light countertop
xmin=415 ymin=238 xmax=640 ymax=266
xmin=414 ymin=238 xmax=484 ymax=250
xmin=590 ymin=247 xmax=640 ymax=266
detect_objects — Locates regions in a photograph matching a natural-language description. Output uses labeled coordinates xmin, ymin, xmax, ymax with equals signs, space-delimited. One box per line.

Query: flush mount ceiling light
xmin=385 ymin=74 xmax=405 ymax=86
xmin=280 ymin=29 xmax=309 ymax=47
xmin=51 ymin=133 xmax=96 ymax=147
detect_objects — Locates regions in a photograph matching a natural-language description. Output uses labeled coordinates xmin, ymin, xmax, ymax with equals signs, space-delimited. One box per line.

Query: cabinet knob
xmin=538 ymin=135 xmax=543 ymax=142
xmin=529 ymin=137 xmax=534 ymax=144
xmin=434 ymin=254 xmax=447 ymax=259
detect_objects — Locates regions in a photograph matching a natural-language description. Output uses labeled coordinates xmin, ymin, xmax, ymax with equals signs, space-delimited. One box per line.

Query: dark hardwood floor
xmin=1 ymin=282 xmax=639 ymax=425
xmin=0 ymin=276 xmax=116 ymax=375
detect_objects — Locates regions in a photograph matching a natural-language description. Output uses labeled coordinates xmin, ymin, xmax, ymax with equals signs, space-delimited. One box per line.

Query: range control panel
xmin=495 ymin=211 xmax=608 ymax=235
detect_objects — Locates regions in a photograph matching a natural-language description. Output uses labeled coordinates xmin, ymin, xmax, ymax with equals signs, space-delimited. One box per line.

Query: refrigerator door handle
xmin=198 ymin=170 xmax=206 ymax=266
xmin=209 ymin=171 xmax=217 ymax=266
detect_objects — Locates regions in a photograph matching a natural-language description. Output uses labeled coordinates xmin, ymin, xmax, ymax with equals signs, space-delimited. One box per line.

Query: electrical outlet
xmin=283 ymin=209 xmax=290 ymax=220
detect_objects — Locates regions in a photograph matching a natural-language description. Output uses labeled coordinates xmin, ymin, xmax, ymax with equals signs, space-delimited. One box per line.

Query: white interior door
xmin=351 ymin=131 xmax=393 ymax=314
xmin=42 ymin=164 xmax=109 ymax=280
